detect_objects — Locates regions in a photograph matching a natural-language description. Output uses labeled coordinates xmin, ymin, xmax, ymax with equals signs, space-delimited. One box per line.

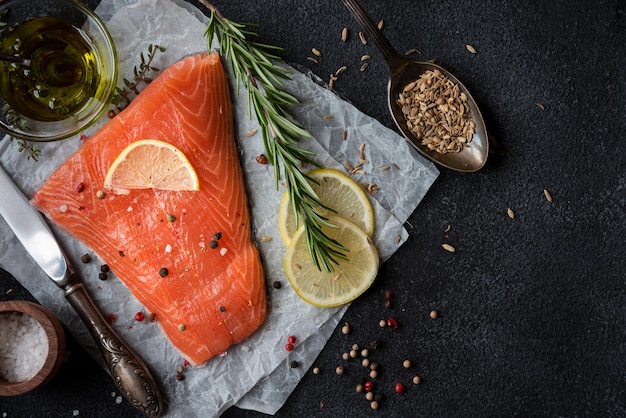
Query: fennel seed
xmin=507 ymin=208 xmax=515 ymax=219
xmin=377 ymin=19 xmax=384 ymax=30
xmin=543 ymin=189 xmax=553 ymax=203
xmin=359 ymin=31 xmax=367 ymax=44
xmin=312 ymin=48 xmax=322 ymax=57
xmin=536 ymin=102 xmax=545 ymax=110
xmin=405 ymin=48 xmax=419 ymax=55
xmin=342 ymin=129 xmax=348 ymax=141
xmin=335 ymin=66 xmax=347 ymax=76
xmin=307 ymin=57 xmax=319 ymax=64
xmin=244 ymin=128 xmax=258 ymax=137
xmin=360 ymin=62 xmax=369 ymax=72
xmin=379 ymin=166 xmax=390 ymax=172
xmin=361 ymin=54 xmax=371 ymax=61
xmin=465 ymin=44 xmax=477 ymax=53
xmin=442 ymin=243 xmax=456 ymax=253
xmin=341 ymin=27 xmax=348 ymax=42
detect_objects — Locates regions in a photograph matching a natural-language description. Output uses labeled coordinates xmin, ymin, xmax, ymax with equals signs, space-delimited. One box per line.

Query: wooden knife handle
xmin=64 ymin=281 xmax=165 ymax=417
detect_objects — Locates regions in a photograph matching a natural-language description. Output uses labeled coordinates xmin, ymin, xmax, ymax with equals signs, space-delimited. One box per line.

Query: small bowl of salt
xmin=0 ymin=300 xmax=66 ymax=396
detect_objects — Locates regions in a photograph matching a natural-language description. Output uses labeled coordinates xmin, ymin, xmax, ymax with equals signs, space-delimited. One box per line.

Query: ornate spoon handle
xmin=64 ymin=280 xmax=164 ymax=417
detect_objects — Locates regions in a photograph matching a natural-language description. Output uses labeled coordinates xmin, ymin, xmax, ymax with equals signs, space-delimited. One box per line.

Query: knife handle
xmin=64 ymin=281 xmax=165 ymax=417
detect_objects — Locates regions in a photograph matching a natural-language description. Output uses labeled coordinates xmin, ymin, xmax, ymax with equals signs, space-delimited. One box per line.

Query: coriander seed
xmin=403 ymin=360 xmax=412 ymax=368
xmin=335 ymin=366 xmax=345 ymax=376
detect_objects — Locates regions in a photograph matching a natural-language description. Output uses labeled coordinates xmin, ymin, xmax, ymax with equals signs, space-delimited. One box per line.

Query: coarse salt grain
xmin=59 ymin=204 xmax=68 ymax=213
xmin=0 ymin=312 xmax=48 ymax=382
xmin=220 ymin=248 xmax=228 ymax=256
xmin=72 ymin=410 xmax=79 ymax=417
xmin=115 ymin=395 xmax=123 ymax=404
xmin=165 ymin=244 xmax=172 ymax=253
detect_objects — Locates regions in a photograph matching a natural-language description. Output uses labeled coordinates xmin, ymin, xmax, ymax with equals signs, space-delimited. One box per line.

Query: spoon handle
xmin=340 ymin=0 xmax=403 ymax=66
xmin=0 ymin=52 xmax=31 ymax=67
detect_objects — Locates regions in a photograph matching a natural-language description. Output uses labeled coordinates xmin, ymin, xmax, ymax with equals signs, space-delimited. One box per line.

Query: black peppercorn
xmin=272 ymin=281 xmax=282 ymax=289
xmin=100 ymin=264 xmax=110 ymax=273
xmin=98 ymin=272 xmax=108 ymax=281
xmin=290 ymin=360 xmax=299 ymax=368
xmin=209 ymin=240 xmax=218 ymax=249
xmin=80 ymin=253 xmax=91 ymax=263
xmin=159 ymin=268 xmax=169 ymax=278
xmin=213 ymin=232 xmax=222 ymax=241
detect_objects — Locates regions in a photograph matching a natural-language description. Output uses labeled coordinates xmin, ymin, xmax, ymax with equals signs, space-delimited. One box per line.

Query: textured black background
xmin=1 ymin=0 xmax=625 ymax=416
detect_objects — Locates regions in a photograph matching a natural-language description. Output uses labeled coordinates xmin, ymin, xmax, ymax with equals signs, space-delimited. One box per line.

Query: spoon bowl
xmin=341 ymin=0 xmax=488 ymax=172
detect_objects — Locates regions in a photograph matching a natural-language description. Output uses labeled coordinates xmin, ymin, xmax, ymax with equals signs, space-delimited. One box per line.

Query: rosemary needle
xmin=201 ymin=1 xmax=347 ymax=272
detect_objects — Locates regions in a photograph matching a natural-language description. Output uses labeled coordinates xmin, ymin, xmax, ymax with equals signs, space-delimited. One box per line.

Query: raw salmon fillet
xmin=32 ymin=52 xmax=267 ymax=364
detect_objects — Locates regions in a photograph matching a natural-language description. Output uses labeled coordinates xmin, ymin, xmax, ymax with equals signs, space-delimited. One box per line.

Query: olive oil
xmin=0 ymin=16 xmax=101 ymax=121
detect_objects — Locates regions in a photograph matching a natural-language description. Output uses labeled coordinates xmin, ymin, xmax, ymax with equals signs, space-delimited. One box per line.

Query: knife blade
xmin=0 ymin=163 xmax=164 ymax=417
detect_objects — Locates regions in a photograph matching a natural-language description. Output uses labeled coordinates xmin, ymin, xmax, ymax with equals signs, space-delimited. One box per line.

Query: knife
xmin=0 ymin=164 xmax=165 ymax=417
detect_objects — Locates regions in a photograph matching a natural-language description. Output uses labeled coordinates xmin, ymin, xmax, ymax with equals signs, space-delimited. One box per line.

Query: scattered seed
xmin=324 ymin=114 xmax=334 ymax=120
xmin=176 ymin=372 xmax=185 ymax=381
xmin=364 ymin=380 xmax=374 ymax=392
xmin=361 ymin=54 xmax=371 ymax=61
xmin=135 ymin=312 xmax=145 ymax=322
xmin=350 ymin=349 xmax=358 ymax=359
xmin=80 ymin=253 xmax=91 ymax=263
xmin=292 ymin=262 xmax=302 ymax=270
xmin=76 ymin=182 xmax=86 ymax=193
xmin=256 ymin=155 xmax=268 ymax=164
xmin=273 ymin=280 xmax=282 ymax=289
xmin=395 ymin=235 xmax=402 ymax=243
xmin=341 ymin=27 xmax=348 ymax=42
xmin=159 ymin=267 xmax=169 ymax=278
xmin=306 ymin=56 xmax=319 ymax=64
xmin=465 ymin=44 xmax=477 ymax=53
xmin=361 ymin=349 xmax=369 ymax=358
xmin=288 ymin=335 xmax=297 ymax=344
xmin=342 ymin=352 xmax=350 ymax=361
xmin=96 ymin=189 xmax=106 ymax=199
xmin=356 ymin=383 xmax=364 ymax=393
xmin=386 ymin=318 xmax=399 ymax=330
xmin=100 ymin=264 xmax=110 ymax=273
xmin=403 ymin=360 xmax=412 ymax=368
xmin=360 ymin=62 xmax=369 ymax=72
xmin=362 ymin=358 xmax=371 ymax=368
xmin=342 ymin=129 xmax=348 ymax=141
xmin=366 ymin=392 xmax=375 ymax=401
xmin=369 ymin=370 xmax=378 ymax=379
xmin=285 ymin=343 xmax=294 ymax=352
xmin=312 ymin=48 xmax=322 ymax=57
xmin=313 ymin=367 xmax=320 ymax=375
xmin=359 ymin=31 xmax=367 ymax=44
xmin=384 ymin=290 xmax=395 ymax=301
xmin=98 ymin=272 xmax=108 ymax=281
xmin=290 ymin=360 xmax=299 ymax=368
xmin=536 ymin=102 xmax=545 ymax=110
xmin=370 ymin=400 xmax=379 ymax=410
xmin=219 ymin=306 xmax=226 ymax=312
xmin=213 ymin=232 xmax=222 ymax=240
xmin=413 ymin=375 xmax=421 ymax=384
xmin=335 ymin=65 xmax=347 ymax=76
xmin=377 ymin=19 xmax=384 ymax=30
xmin=209 ymin=240 xmax=218 ymax=249
xmin=405 ymin=48 xmax=419 ymax=55
xmin=260 ymin=236 xmax=273 ymax=242
xmin=341 ymin=323 xmax=351 ymax=334
xmin=148 ymin=313 xmax=157 ymax=322
xmin=178 ymin=324 xmax=186 ymax=332
xmin=544 ymin=188 xmax=553 ymax=203
xmin=430 ymin=310 xmax=439 ymax=319
xmin=507 ymin=208 xmax=515 ymax=219
xmin=442 ymin=243 xmax=456 ymax=253
xmin=394 ymin=382 xmax=405 ymax=393
xmin=336 ymin=366 xmax=345 ymax=376
xmin=379 ymin=165 xmax=390 ymax=172
xmin=370 ymin=340 xmax=379 ymax=350
xmin=176 ymin=365 xmax=185 ymax=374
xmin=352 ymin=343 xmax=360 ymax=351
xmin=392 ymin=163 xmax=400 ymax=170
xmin=166 ymin=214 xmax=176 ymax=222
xmin=379 ymin=319 xmax=387 ymax=328
xmin=244 ymin=128 xmax=258 ymax=137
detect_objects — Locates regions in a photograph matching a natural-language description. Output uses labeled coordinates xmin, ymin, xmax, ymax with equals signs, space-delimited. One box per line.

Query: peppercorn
xmin=178 ymin=324 xmax=186 ymax=332
xmin=369 ymin=370 xmax=378 ymax=379
xmin=287 ymin=335 xmax=297 ymax=344
xmin=430 ymin=310 xmax=439 ymax=319
xmin=370 ymin=340 xmax=380 ymax=350
xmin=412 ymin=376 xmax=421 ymax=385
xmin=256 ymin=155 xmax=268 ymax=164
xmin=403 ymin=360 xmax=412 ymax=368
xmin=356 ymin=384 xmax=364 ymax=393
xmin=166 ymin=214 xmax=176 ymax=222
xmin=350 ymin=349 xmax=358 ymax=359
xmin=209 ymin=240 xmax=218 ymax=249
xmin=176 ymin=372 xmax=185 ymax=381
xmin=369 ymin=361 xmax=379 ymax=371
xmin=80 ymin=253 xmax=91 ymax=263
xmin=370 ymin=400 xmax=379 ymax=410
xmin=386 ymin=318 xmax=399 ymax=330
xmin=134 ymin=312 xmax=145 ymax=322
xmin=352 ymin=343 xmax=359 ymax=351
xmin=118 ymin=250 xmax=125 ymax=257
xmin=312 ymin=367 xmax=320 ymax=375
xmin=96 ymin=189 xmax=106 ymax=199
xmin=365 ymin=392 xmax=374 ymax=401
xmin=361 ymin=349 xmax=369 ymax=358
xmin=384 ymin=300 xmax=394 ymax=309
xmin=159 ymin=267 xmax=169 ymax=278
xmin=335 ymin=366 xmax=345 ymax=376
xmin=341 ymin=323 xmax=351 ymax=334
xmin=394 ymin=382 xmax=405 ymax=393
xmin=76 ymin=182 xmax=86 ymax=193
xmin=290 ymin=360 xmax=299 ymax=368
xmin=342 ymin=352 xmax=349 ymax=361
xmin=98 ymin=272 xmax=108 ymax=281
xmin=219 ymin=306 xmax=226 ymax=312
xmin=213 ymin=232 xmax=222 ymax=240
xmin=285 ymin=343 xmax=294 ymax=352
xmin=148 ymin=313 xmax=157 ymax=322
xmin=176 ymin=365 xmax=185 ymax=374
xmin=100 ymin=264 xmax=110 ymax=273
xmin=272 ymin=280 xmax=282 ymax=289
xmin=363 ymin=380 xmax=373 ymax=392
xmin=362 ymin=359 xmax=370 ymax=368
xmin=378 ymin=319 xmax=387 ymax=328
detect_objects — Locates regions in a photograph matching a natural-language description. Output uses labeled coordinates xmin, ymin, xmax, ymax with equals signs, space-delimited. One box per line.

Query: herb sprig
xmin=110 ymin=44 xmax=166 ymax=112
xmin=201 ymin=1 xmax=346 ymax=272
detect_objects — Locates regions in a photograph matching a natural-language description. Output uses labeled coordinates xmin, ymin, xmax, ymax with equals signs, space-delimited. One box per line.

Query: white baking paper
xmin=0 ymin=0 xmax=438 ymax=416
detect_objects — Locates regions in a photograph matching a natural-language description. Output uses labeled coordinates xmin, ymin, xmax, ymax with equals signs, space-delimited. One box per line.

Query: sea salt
xmin=59 ymin=204 xmax=68 ymax=213
xmin=220 ymin=248 xmax=228 ymax=256
xmin=0 ymin=312 xmax=48 ymax=382
xmin=165 ymin=244 xmax=172 ymax=253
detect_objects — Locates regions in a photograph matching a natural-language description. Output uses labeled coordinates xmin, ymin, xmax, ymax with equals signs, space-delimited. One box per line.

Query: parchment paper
xmin=0 ymin=0 xmax=438 ymax=415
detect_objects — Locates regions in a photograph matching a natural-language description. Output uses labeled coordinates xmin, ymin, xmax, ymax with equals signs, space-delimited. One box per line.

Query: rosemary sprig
xmin=110 ymin=44 xmax=166 ymax=112
xmin=201 ymin=1 xmax=347 ymax=272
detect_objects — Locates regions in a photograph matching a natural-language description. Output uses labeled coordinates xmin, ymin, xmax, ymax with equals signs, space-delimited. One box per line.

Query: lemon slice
xmin=279 ymin=168 xmax=374 ymax=245
xmin=284 ymin=213 xmax=379 ymax=308
xmin=104 ymin=139 xmax=199 ymax=191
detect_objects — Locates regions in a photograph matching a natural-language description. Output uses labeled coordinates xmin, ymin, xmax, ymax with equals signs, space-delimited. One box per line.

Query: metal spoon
xmin=0 ymin=52 xmax=31 ymax=67
xmin=340 ymin=0 xmax=488 ymax=172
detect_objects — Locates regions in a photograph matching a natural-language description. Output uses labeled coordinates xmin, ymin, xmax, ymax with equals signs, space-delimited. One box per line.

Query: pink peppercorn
xmin=134 ymin=312 xmax=145 ymax=322
xmin=394 ymin=382 xmax=405 ymax=393
xmin=76 ymin=182 xmax=86 ymax=193
xmin=285 ymin=343 xmax=294 ymax=352
xmin=287 ymin=335 xmax=297 ymax=344
xmin=363 ymin=380 xmax=374 ymax=392
xmin=387 ymin=318 xmax=399 ymax=330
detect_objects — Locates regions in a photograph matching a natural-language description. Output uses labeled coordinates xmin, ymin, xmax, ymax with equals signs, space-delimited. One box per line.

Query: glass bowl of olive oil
xmin=0 ymin=0 xmax=117 ymax=141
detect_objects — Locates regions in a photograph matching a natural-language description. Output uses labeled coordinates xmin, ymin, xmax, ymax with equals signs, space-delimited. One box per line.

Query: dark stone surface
xmin=1 ymin=0 xmax=625 ymax=416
